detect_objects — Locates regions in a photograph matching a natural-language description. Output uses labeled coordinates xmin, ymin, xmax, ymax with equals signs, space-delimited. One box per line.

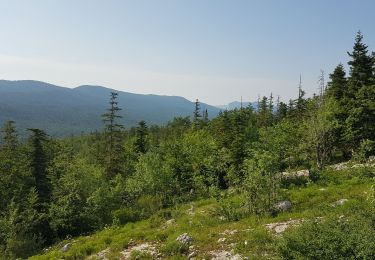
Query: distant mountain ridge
xmin=0 ymin=80 xmax=221 ymax=137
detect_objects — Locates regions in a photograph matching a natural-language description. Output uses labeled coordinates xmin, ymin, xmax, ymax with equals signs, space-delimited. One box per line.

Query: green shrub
xmin=353 ymin=139 xmax=375 ymax=163
xmin=278 ymin=215 xmax=375 ymax=259
xmin=130 ymin=250 xmax=153 ymax=259
xmin=112 ymin=208 xmax=140 ymax=225
xmin=161 ymin=241 xmax=189 ymax=256
xmin=136 ymin=195 xmax=164 ymax=218
xmin=214 ymin=195 xmax=245 ymax=221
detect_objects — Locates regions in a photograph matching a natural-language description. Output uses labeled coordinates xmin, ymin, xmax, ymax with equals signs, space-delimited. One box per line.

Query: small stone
xmin=265 ymin=219 xmax=303 ymax=234
xmin=217 ymin=237 xmax=227 ymax=243
xmin=60 ymin=243 xmax=71 ymax=252
xmin=188 ymin=251 xmax=197 ymax=259
xmin=331 ymin=199 xmax=348 ymax=207
xmin=165 ymin=219 xmax=176 ymax=226
xmin=176 ymin=233 xmax=193 ymax=245
xmin=220 ymin=229 xmax=238 ymax=236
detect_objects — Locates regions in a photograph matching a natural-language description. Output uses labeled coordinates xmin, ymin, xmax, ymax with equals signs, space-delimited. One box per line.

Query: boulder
xmin=274 ymin=200 xmax=292 ymax=212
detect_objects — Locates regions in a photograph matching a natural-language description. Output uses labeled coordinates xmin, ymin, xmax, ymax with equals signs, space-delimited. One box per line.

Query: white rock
xmin=331 ymin=199 xmax=348 ymax=207
xmin=219 ymin=229 xmax=238 ymax=236
xmin=121 ymin=242 xmax=158 ymax=259
xmin=265 ymin=219 xmax=303 ymax=234
xmin=217 ymin=237 xmax=227 ymax=243
xmin=210 ymin=250 xmax=242 ymax=260
xmin=60 ymin=243 xmax=71 ymax=252
xmin=188 ymin=251 xmax=197 ymax=259
xmin=274 ymin=200 xmax=292 ymax=212
xmin=165 ymin=219 xmax=176 ymax=226
xmin=176 ymin=233 xmax=193 ymax=245
xmin=330 ymin=162 xmax=349 ymax=171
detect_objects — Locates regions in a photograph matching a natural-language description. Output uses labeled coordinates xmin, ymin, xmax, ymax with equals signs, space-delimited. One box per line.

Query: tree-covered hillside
xmin=0 ymin=31 xmax=374 ymax=259
xmin=0 ymin=80 xmax=220 ymax=137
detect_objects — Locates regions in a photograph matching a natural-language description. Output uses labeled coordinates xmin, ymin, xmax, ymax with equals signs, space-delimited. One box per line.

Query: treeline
xmin=0 ymin=31 xmax=374 ymax=259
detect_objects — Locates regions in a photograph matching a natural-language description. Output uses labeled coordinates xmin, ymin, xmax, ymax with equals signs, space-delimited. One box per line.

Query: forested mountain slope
xmin=0 ymin=80 xmax=220 ymax=137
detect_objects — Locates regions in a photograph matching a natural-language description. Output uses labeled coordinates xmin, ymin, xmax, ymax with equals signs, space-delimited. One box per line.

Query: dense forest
xmin=1 ymin=32 xmax=375 ymax=259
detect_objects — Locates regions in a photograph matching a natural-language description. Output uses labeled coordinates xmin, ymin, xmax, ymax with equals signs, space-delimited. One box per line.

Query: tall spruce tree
xmin=347 ymin=31 xmax=375 ymax=92
xmin=0 ymin=121 xmax=22 ymax=212
xmin=27 ymin=129 xmax=51 ymax=205
xmin=193 ymin=99 xmax=202 ymax=127
xmin=327 ymin=64 xmax=348 ymax=100
xmin=135 ymin=120 xmax=148 ymax=154
xmin=326 ymin=64 xmax=349 ymax=156
xmin=1 ymin=121 xmax=18 ymax=151
xmin=344 ymin=31 xmax=375 ymax=151
xmin=295 ymin=75 xmax=307 ymax=117
xmin=102 ymin=92 xmax=124 ymax=178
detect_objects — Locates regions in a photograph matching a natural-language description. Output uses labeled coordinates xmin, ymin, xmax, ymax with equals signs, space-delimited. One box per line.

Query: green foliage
xmin=161 ymin=241 xmax=189 ymax=256
xmin=353 ymin=139 xmax=375 ymax=162
xmin=301 ymin=97 xmax=340 ymax=169
xmin=130 ymin=250 xmax=153 ymax=259
xmin=242 ymin=150 xmax=281 ymax=215
xmin=278 ymin=214 xmax=375 ymax=259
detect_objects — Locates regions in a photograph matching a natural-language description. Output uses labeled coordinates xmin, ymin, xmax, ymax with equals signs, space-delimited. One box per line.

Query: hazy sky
xmin=0 ymin=0 xmax=374 ymax=105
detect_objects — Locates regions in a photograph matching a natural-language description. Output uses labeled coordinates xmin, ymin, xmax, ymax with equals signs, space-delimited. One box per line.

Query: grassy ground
xmin=30 ymin=165 xmax=374 ymax=260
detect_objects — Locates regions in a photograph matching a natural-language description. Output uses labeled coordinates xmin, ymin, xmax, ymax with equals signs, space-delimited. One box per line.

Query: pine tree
xmin=135 ymin=120 xmax=148 ymax=154
xmin=27 ymin=129 xmax=51 ymax=206
xmin=1 ymin=121 xmax=18 ymax=152
xmin=193 ymin=99 xmax=202 ymax=127
xmin=347 ymin=31 xmax=375 ymax=92
xmin=203 ymin=109 xmax=209 ymax=124
xmin=0 ymin=121 xmax=22 ymax=212
xmin=276 ymin=101 xmax=288 ymax=121
xmin=344 ymin=32 xmax=375 ymax=151
xmin=327 ymin=64 xmax=348 ymax=100
xmin=258 ymin=96 xmax=272 ymax=127
xmin=102 ymin=92 xmax=124 ymax=178
xmin=326 ymin=64 xmax=349 ymax=156
xmin=295 ymin=75 xmax=307 ymax=117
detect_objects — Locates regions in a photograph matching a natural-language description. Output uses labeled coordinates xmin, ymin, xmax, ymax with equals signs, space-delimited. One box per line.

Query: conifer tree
xmin=276 ymin=101 xmax=288 ymax=121
xmin=102 ymin=92 xmax=124 ymax=178
xmin=203 ymin=109 xmax=209 ymax=124
xmin=135 ymin=120 xmax=148 ymax=154
xmin=1 ymin=121 xmax=18 ymax=151
xmin=347 ymin=31 xmax=375 ymax=92
xmin=344 ymin=32 xmax=375 ymax=150
xmin=0 ymin=121 xmax=22 ymax=212
xmin=27 ymin=129 xmax=51 ymax=205
xmin=193 ymin=99 xmax=202 ymax=126
xmin=327 ymin=64 xmax=348 ymax=100
xmin=295 ymin=75 xmax=307 ymax=117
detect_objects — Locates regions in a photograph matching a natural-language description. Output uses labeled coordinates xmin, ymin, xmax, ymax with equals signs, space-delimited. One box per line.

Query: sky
xmin=0 ymin=0 xmax=374 ymax=105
